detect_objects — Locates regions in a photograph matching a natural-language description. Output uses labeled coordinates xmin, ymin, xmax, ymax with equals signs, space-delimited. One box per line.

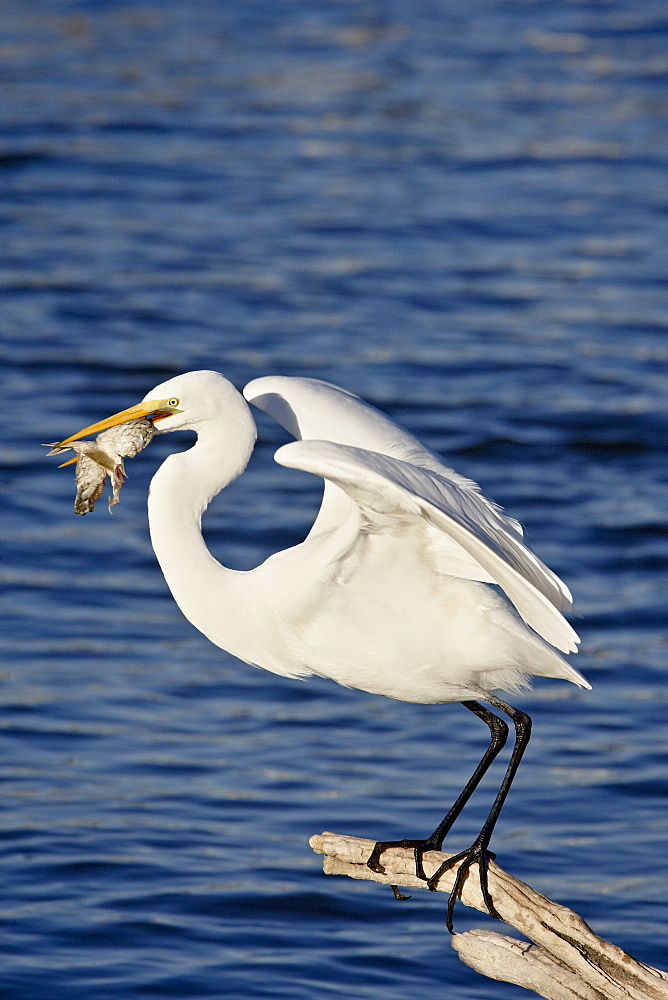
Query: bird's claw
xmin=390 ymin=884 xmax=411 ymax=901
xmin=367 ymin=836 xmax=443 ymax=881
xmin=423 ymin=838 xmax=500 ymax=932
xmin=368 ymin=834 xmax=501 ymax=930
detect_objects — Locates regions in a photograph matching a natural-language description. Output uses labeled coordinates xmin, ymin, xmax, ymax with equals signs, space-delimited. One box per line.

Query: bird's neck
xmin=146 ymin=408 xmax=262 ymax=661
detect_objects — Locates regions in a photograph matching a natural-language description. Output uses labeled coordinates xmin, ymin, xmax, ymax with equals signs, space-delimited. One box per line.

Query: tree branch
xmin=310 ymin=831 xmax=668 ymax=1000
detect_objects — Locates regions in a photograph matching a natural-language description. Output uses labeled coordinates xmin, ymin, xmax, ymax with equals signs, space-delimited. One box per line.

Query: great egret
xmin=53 ymin=370 xmax=589 ymax=931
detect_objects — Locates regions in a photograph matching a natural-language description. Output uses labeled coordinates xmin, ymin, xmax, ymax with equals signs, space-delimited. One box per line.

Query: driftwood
xmin=310 ymin=831 xmax=668 ymax=1000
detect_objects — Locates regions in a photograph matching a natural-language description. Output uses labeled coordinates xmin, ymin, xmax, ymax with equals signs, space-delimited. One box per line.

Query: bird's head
xmin=53 ymin=371 xmax=250 ymax=447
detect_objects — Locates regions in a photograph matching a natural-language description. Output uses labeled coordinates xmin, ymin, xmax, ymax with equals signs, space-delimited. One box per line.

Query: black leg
xmin=428 ymin=696 xmax=532 ymax=932
xmin=367 ymin=701 xmax=509 ymax=878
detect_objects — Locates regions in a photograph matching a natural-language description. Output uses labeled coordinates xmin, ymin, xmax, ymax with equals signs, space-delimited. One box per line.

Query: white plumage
xmin=53 ymin=369 xmax=589 ymax=930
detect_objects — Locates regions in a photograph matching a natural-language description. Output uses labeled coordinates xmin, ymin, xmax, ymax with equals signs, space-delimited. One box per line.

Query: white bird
xmin=54 ymin=370 xmax=589 ymax=930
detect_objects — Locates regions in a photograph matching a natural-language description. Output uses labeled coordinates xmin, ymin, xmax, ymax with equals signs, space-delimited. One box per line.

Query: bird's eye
xmin=168 ymin=398 xmax=179 ymax=407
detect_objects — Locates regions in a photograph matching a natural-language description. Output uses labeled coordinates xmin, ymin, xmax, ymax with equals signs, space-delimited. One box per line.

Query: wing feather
xmin=275 ymin=439 xmax=580 ymax=655
xmin=245 ymin=375 xmax=530 ymax=584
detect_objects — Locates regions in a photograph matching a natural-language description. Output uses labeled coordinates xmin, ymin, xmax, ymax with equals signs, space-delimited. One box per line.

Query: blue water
xmin=1 ymin=1 xmax=667 ymax=997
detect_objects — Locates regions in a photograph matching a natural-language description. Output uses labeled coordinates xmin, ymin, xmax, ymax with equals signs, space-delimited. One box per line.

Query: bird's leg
xmin=427 ymin=697 xmax=532 ymax=933
xmin=367 ymin=701 xmax=509 ymax=880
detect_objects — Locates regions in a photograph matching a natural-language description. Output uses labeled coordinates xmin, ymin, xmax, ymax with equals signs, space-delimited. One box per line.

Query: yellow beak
xmin=55 ymin=398 xmax=181 ymax=448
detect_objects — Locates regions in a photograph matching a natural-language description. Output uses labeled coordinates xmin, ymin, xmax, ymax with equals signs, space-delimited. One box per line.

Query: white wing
xmin=244 ymin=374 xmax=493 ymax=491
xmin=275 ymin=439 xmax=581 ymax=655
xmin=243 ymin=376 xmax=562 ymax=597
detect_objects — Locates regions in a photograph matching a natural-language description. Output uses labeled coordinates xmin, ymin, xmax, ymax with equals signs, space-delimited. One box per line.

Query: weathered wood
xmin=310 ymin=831 xmax=668 ymax=1000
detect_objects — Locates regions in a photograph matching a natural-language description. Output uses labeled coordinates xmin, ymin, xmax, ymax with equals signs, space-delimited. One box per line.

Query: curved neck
xmin=147 ymin=404 xmax=262 ymax=660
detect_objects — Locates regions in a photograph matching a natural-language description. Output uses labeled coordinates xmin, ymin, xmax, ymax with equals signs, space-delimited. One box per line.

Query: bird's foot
xmin=367 ymin=835 xmax=444 ymax=882
xmin=426 ymin=837 xmax=500 ymax=933
xmin=390 ymin=884 xmax=411 ymax=901
xmin=367 ymin=834 xmax=501 ymax=932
